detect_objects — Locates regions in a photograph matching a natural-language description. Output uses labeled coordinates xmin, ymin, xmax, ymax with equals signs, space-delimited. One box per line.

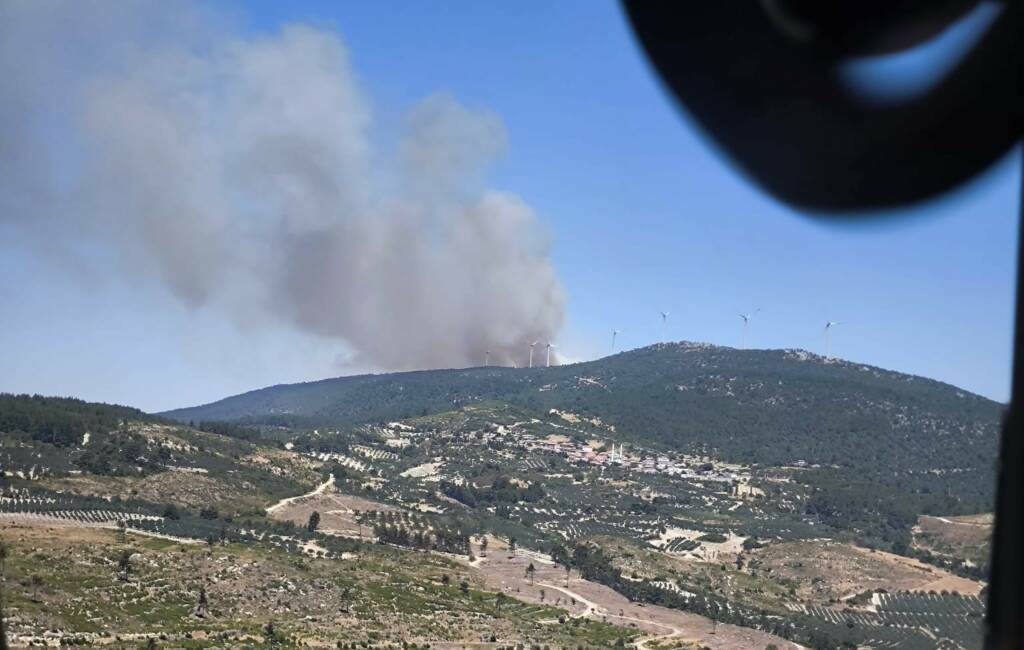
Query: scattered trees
xmin=193 ymin=586 xmax=208 ymax=618
xmin=117 ymin=550 xmax=132 ymax=582
xmin=440 ymin=476 xmax=545 ymax=509
xmin=199 ymin=506 xmax=219 ymax=520
xmin=29 ymin=574 xmax=44 ymax=601
xmin=263 ymin=621 xmax=286 ymax=646
xmin=373 ymin=523 xmax=470 ymax=555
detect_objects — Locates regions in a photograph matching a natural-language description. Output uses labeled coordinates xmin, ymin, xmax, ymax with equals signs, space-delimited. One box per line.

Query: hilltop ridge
xmin=1 ymin=343 xmax=999 ymax=649
xmin=162 ymin=341 xmax=997 ymax=421
xmin=158 ymin=342 xmax=1002 ymax=516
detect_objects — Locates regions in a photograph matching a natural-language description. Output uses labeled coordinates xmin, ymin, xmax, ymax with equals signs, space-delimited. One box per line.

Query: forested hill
xmin=0 ymin=393 xmax=163 ymax=448
xmin=160 ymin=342 xmax=1003 ymax=476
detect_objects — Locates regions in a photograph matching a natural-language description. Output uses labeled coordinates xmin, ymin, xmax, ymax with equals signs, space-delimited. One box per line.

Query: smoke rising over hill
xmin=0 ymin=1 xmax=564 ymax=371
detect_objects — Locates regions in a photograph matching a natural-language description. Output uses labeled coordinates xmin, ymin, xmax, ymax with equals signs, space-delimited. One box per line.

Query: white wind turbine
xmin=545 ymin=341 xmax=556 ymax=367
xmin=738 ymin=308 xmax=761 ymax=349
xmin=824 ymin=321 xmax=843 ymax=358
xmin=528 ymin=340 xmax=539 ymax=368
xmin=612 ymin=329 xmax=620 ymax=354
xmin=659 ymin=311 xmax=669 ymax=344
xmin=484 ymin=350 xmax=490 ymax=367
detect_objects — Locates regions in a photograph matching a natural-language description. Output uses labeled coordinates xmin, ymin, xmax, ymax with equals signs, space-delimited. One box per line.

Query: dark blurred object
xmin=623 ymin=1 xmax=1018 ymax=213
xmin=623 ymin=2 xmax=1019 ymax=648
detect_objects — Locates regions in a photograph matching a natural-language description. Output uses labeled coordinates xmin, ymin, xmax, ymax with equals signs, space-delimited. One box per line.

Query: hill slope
xmin=161 ymin=342 xmax=1002 ymax=475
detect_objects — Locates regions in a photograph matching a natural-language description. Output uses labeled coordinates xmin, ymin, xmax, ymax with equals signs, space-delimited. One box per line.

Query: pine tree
xmin=194 ymin=586 xmax=208 ymax=617
xmin=117 ymin=550 xmax=132 ymax=582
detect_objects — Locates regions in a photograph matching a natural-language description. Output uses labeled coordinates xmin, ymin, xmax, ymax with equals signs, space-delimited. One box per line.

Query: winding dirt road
xmin=265 ymin=474 xmax=334 ymax=515
xmin=466 ymin=540 xmax=803 ymax=650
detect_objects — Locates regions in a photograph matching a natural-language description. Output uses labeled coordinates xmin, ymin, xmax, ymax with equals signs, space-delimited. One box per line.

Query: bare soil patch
xmin=464 ymin=541 xmax=801 ymax=650
xmin=917 ymin=514 xmax=993 ymax=547
xmin=752 ymin=540 xmax=984 ymax=599
xmin=267 ymin=480 xmax=396 ymax=539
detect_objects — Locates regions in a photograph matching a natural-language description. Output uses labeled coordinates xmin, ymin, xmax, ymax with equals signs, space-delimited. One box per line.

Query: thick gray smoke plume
xmin=0 ymin=2 xmax=564 ymax=370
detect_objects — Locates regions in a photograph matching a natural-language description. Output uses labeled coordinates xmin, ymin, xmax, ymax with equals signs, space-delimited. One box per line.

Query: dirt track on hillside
xmin=266 ymin=477 xmax=397 ymax=539
xmin=462 ymin=540 xmax=803 ymax=650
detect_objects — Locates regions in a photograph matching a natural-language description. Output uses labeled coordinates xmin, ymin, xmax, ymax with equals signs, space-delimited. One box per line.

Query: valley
xmin=0 ymin=343 xmax=999 ymax=648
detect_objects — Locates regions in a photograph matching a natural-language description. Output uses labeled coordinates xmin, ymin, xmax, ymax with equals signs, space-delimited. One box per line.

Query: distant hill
xmin=161 ymin=342 xmax=1002 ymax=487
xmin=0 ymin=393 xmax=164 ymax=448
xmin=0 ymin=392 xmax=318 ymax=512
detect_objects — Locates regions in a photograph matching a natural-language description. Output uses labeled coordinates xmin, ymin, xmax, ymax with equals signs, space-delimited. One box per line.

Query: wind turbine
xmin=738 ymin=308 xmax=761 ymax=349
xmin=824 ymin=321 xmax=843 ymax=358
xmin=484 ymin=350 xmax=490 ymax=367
xmin=545 ymin=342 xmax=556 ymax=367
xmin=528 ymin=340 xmax=538 ymax=368
xmin=659 ymin=311 xmax=669 ymax=344
xmin=612 ymin=329 xmax=620 ymax=353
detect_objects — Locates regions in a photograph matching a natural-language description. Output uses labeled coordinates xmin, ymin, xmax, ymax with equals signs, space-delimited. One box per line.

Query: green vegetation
xmin=1 ymin=342 xmax=999 ymax=648
xmin=161 ymin=343 xmax=1002 ymax=548
xmin=0 ymin=393 xmax=162 ymax=448
xmin=440 ymin=476 xmax=545 ymax=508
xmin=564 ymin=541 xmax=982 ymax=650
xmin=194 ymin=420 xmax=262 ymax=442
xmin=0 ymin=524 xmax=635 ymax=648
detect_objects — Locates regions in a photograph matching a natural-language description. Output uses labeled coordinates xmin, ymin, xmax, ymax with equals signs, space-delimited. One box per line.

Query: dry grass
xmin=267 ymin=486 xmax=396 ymax=538
xmin=0 ymin=521 xmax=633 ymax=648
xmin=752 ymin=540 xmax=985 ymax=599
xmin=462 ymin=540 xmax=799 ymax=650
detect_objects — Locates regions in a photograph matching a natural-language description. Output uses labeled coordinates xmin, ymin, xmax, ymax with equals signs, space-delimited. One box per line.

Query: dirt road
xmin=265 ymin=474 xmax=334 ymax=515
xmin=463 ymin=541 xmax=803 ymax=650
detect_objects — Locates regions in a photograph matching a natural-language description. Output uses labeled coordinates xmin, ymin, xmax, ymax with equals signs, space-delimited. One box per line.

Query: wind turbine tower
xmin=528 ymin=340 xmax=538 ymax=368
xmin=824 ymin=321 xmax=843 ymax=358
xmin=612 ymin=329 xmax=620 ymax=354
xmin=738 ymin=308 xmax=761 ymax=349
xmin=484 ymin=350 xmax=490 ymax=367
xmin=660 ymin=312 xmax=669 ymax=344
xmin=546 ymin=342 xmax=556 ymax=367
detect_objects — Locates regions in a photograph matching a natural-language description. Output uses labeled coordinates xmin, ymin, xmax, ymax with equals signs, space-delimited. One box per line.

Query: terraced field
xmin=0 ymin=520 xmax=636 ymax=648
xmin=0 ymin=382 xmax=995 ymax=648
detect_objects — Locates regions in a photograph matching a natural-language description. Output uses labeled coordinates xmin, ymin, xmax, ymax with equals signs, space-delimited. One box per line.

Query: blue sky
xmin=0 ymin=1 xmax=1019 ymax=411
